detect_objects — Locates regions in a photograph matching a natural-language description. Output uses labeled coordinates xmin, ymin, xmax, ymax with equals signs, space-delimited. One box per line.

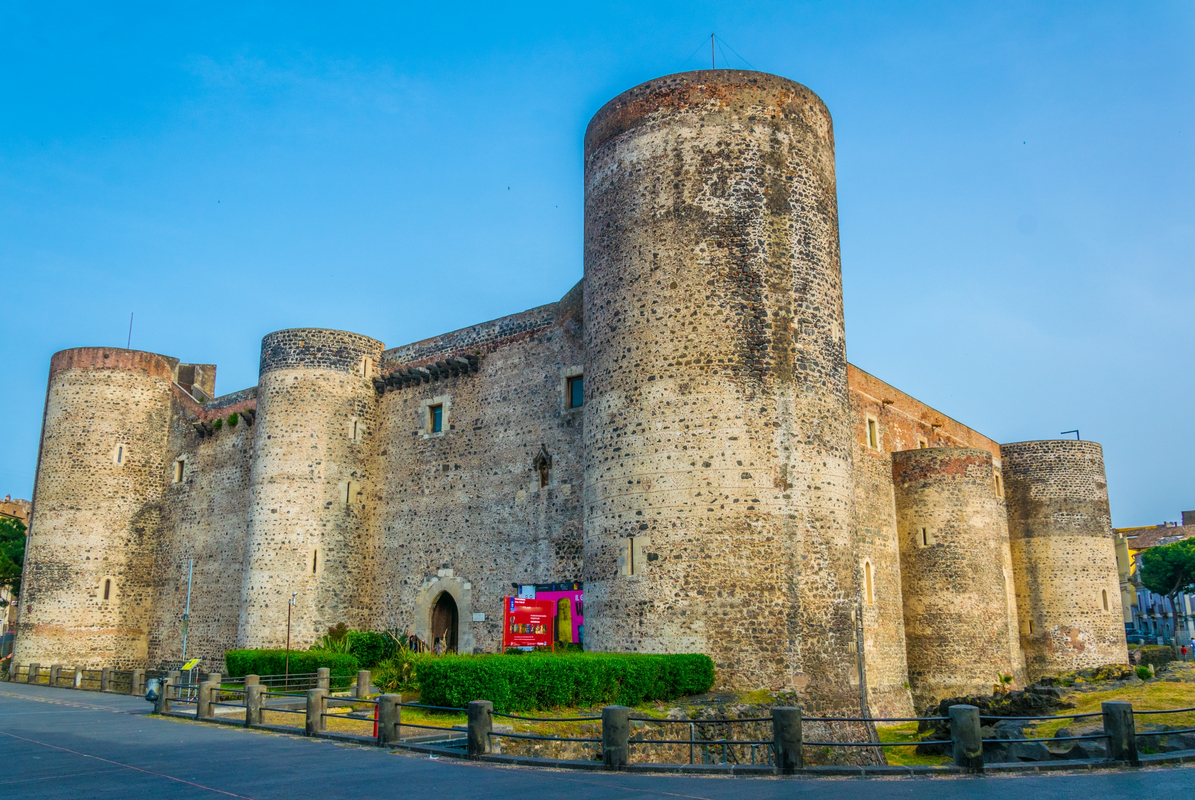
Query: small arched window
xmin=864 ymin=561 xmax=875 ymax=605
xmin=1102 ymin=589 xmax=1109 ymax=611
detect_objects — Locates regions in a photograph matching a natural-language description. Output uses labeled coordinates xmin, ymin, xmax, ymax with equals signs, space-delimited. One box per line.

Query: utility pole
xmin=180 ymin=559 xmax=194 ymax=660
xmin=285 ymin=591 xmax=297 ymax=690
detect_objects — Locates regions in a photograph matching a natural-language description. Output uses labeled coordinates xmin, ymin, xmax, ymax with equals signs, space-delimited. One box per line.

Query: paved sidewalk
xmin=0 ymin=682 xmax=1191 ymax=799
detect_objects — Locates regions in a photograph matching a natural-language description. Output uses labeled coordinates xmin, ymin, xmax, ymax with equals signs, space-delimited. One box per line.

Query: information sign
xmin=502 ymin=597 xmax=553 ymax=648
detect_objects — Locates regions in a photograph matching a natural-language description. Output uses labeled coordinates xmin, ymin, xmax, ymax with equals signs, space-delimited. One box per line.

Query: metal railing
xmin=8 ymin=661 xmax=1195 ymax=773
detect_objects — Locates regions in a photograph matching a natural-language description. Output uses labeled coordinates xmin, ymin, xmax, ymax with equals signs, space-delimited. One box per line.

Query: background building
xmin=1116 ymin=512 xmax=1195 ymax=645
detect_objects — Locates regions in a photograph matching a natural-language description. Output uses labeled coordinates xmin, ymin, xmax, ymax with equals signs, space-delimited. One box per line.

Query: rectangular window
xmin=429 ymin=404 xmax=443 ymax=433
xmin=568 ymin=375 xmax=584 ymax=409
xmin=173 ymin=460 xmax=185 ymax=483
xmin=867 ymin=419 xmax=879 ymax=449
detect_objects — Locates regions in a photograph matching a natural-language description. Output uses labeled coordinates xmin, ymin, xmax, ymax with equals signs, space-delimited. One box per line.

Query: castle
xmin=14 ymin=70 xmax=1127 ymax=715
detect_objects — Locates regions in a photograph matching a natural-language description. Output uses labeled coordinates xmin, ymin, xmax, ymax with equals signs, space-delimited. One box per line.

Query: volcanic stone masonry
xmin=14 ymin=70 xmax=1127 ymax=715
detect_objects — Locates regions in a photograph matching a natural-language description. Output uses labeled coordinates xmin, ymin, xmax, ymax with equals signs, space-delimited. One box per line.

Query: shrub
xmin=418 ymin=652 xmax=715 ymax=712
xmin=213 ymin=417 xmax=223 ymax=431
xmin=345 ymin=630 xmax=399 ymax=668
xmin=372 ymin=648 xmax=431 ymax=693
xmin=310 ymin=634 xmax=352 ymax=654
xmin=1135 ymin=665 xmax=1153 ymax=680
xmin=224 ymin=649 xmax=358 ymax=678
xmin=1137 ymin=645 xmax=1177 ymax=670
xmin=227 ymin=412 xmax=238 ymax=427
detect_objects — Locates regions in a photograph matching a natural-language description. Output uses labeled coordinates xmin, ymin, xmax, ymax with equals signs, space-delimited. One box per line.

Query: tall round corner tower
xmin=239 ymin=328 xmax=383 ymax=649
xmin=15 ymin=347 xmax=178 ymax=668
xmin=581 ymin=70 xmax=860 ymax=710
xmin=892 ymin=447 xmax=1023 ymax=708
xmin=1001 ymin=440 xmax=1127 ymax=679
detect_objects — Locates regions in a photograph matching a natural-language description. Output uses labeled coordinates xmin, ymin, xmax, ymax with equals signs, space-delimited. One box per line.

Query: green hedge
xmin=1136 ymin=645 xmax=1177 ymax=670
xmin=224 ymin=649 xmax=359 ymax=678
xmin=418 ymin=652 xmax=715 ymax=712
xmin=345 ymin=631 xmax=398 ymax=669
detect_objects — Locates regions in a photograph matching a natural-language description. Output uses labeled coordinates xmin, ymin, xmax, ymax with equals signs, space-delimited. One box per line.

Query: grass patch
xmin=1027 ymin=667 xmax=1195 ymax=740
xmin=875 ymin=722 xmax=949 ymax=766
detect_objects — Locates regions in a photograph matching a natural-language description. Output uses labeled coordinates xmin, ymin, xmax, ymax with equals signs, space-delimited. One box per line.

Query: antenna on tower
xmin=127 ymin=313 xmax=133 ymax=349
xmin=711 ymin=34 xmax=716 ymax=69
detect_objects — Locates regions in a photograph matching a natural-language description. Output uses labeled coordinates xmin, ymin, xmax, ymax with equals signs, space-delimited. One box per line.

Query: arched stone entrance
xmin=413 ymin=573 xmax=476 ymax=654
xmin=431 ymin=591 xmax=459 ymax=653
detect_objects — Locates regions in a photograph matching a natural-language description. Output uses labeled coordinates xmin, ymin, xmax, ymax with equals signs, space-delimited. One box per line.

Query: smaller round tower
xmin=15 ymin=348 xmax=176 ymax=668
xmin=893 ymin=447 xmax=1023 ymax=708
xmin=1002 ymin=440 xmax=1127 ymax=679
xmin=239 ymin=329 xmax=383 ymax=650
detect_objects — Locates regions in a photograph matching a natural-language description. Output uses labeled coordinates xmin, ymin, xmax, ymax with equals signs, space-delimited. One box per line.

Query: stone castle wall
xmin=147 ymin=392 xmax=255 ymax=671
xmin=892 ymin=447 xmax=1024 ymax=709
xmin=239 ymin=329 xmax=385 ymax=649
xmin=371 ymin=290 xmax=585 ymax=653
xmin=18 ymin=348 xmax=177 ymax=667
xmin=1003 ymin=440 xmax=1128 ymax=679
xmin=13 ymin=70 xmax=1128 ymax=710
xmin=581 ymin=70 xmax=860 ymax=710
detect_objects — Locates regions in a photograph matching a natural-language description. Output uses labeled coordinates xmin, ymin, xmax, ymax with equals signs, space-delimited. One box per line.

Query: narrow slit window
xmin=568 ymin=375 xmax=584 ymax=409
xmin=312 ymin=549 xmax=319 ymax=574
xmin=1102 ymin=589 xmax=1109 ymax=611
xmin=352 ymin=420 xmax=359 ymax=441
xmin=174 ymin=459 xmax=185 ymax=483
xmin=921 ymin=528 xmax=928 ymax=547
xmin=864 ymin=562 xmax=874 ymax=605
xmin=116 ymin=446 xmax=123 ymax=465
xmin=995 ymin=473 xmax=1002 ymax=494
xmin=103 ymin=579 xmax=111 ymax=601
xmin=429 ymin=404 xmax=443 ymax=433
xmin=867 ymin=419 xmax=878 ymax=449
xmin=1029 ymin=619 xmax=1034 ymax=634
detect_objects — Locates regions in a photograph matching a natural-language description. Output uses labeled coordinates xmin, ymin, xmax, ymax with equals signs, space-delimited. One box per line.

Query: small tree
xmin=1139 ymin=538 xmax=1195 ymax=653
xmin=0 ymin=517 xmax=27 ymax=605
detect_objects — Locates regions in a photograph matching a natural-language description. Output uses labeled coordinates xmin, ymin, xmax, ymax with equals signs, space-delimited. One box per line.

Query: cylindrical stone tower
xmin=15 ymin=348 xmax=176 ymax=668
xmin=238 ymin=329 xmax=383 ymax=649
xmin=1002 ymin=440 xmax=1127 ymax=680
xmin=582 ymin=70 xmax=860 ymax=708
xmin=892 ymin=447 xmax=1023 ymax=708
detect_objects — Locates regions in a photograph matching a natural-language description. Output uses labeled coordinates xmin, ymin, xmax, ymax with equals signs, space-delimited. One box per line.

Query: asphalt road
xmin=1 ymin=682 xmax=1191 ymax=799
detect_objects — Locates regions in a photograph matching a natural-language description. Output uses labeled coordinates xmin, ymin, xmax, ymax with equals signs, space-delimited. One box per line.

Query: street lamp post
xmin=285 ymin=592 xmax=297 ymax=690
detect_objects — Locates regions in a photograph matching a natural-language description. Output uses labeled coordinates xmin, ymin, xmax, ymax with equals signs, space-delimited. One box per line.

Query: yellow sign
xmin=181 ymin=658 xmax=201 ymax=671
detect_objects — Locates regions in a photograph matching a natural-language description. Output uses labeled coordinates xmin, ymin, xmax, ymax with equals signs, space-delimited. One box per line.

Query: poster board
xmin=502 ymin=597 xmax=554 ymax=648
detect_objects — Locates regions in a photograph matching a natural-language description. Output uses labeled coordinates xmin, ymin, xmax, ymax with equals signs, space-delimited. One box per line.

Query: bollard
xmin=73 ymin=667 xmax=82 ymax=689
xmin=197 ymin=681 xmax=216 ymax=720
xmin=377 ymin=694 xmax=402 ymax=745
xmin=950 ymin=704 xmax=983 ymax=773
xmin=168 ymin=669 xmax=180 ymax=686
xmin=772 ymin=706 xmax=804 ymax=773
xmin=130 ymin=668 xmax=144 ymax=696
xmin=355 ymin=670 xmax=370 ymax=699
xmin=100 ymin=666 xmax=111 ymax=692
xmin=49 ymin=664 xmax=62 ymax=688
xmin=28 ymin=663 xmax=39 ymax=684
xmin=467 ymin=700 xmax=494 ymax=758
xmin=207 ymin=672 xmax=222 ymax=686
xmin=306 ymin=688 xmax=327 ymax=735
xmin=155 ymin=679 xmax=173 ymax=714
xmin=602 ymin=705 xmax=630 ymax=770
xmin=244 ymin=674 xmax=260 ymax=688
xmin=245 ymin=684 xmax=264 ymax=727
xmin=1103 ymin=701 xmax=1138 ymax=765
xmin=316 ymin=667 xmax=330 ymax=692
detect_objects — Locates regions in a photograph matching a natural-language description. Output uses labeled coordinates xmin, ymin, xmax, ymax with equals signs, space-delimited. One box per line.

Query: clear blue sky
xmin=1 ymin=2 xmax=1191 ymax=526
